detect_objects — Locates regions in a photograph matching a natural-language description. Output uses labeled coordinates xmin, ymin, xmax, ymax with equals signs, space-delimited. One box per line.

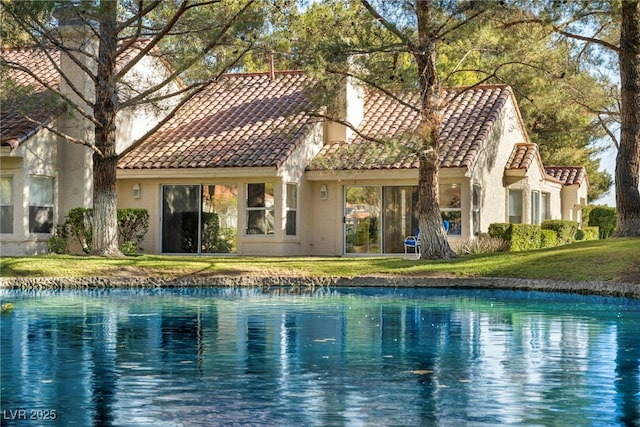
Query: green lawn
xmin=1 ymin=238 xmax=638 ymax=283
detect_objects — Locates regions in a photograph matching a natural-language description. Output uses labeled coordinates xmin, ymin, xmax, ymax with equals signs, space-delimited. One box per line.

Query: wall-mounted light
xmin=132 ymin=183 xmax=141 ymax=199
xmin=319 ymin=184 xmax=328 ymax=200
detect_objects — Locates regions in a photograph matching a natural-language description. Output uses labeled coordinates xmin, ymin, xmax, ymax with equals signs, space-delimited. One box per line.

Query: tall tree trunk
xmin=415 ymin=0 xmax=457 ymax=259
xmin=615 ymin=1 xmax=640 ymax=237
xmin=92 ymin=0 xmax=122 ymax=256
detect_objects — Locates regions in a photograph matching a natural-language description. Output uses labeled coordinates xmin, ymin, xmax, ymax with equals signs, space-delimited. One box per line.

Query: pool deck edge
xmin=1 ymin=276 xmax=638 ymax=298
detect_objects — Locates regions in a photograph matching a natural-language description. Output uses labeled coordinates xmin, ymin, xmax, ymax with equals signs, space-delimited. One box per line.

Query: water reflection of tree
xmin=6 ymin=291 xmax=640 ymax=425
xmin=90 ymin=309 xmax=117 ymax=426
xmin=616 ymin=322 xmax=640 ymax=425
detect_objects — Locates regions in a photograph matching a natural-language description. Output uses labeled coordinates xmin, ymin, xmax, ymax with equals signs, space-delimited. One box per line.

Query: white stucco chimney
xmin=344 ymin=76 xmax=365 ymax=140
xmin=53 ymin=4 xmax=97 ymax=216
xmin=324 ymin=74 xmax=365 ymax=144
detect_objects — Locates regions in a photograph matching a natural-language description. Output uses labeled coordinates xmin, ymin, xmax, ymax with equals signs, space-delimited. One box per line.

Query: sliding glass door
xmin=345 ymin=186 xmax=381 ymax=254
xmin=162 ymin=184 xmax=237 ymax=254
xmin=344 ymin=185 xmax=458 ymax=254
xmin=382 ymin=186 xmax=418 ymax=253
xmin=345 ymin=186 xmax=418 ymax=254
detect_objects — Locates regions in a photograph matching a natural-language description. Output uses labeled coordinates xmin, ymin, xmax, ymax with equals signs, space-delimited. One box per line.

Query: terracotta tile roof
xmin=545 ymin=166 xmax=587 ymax=186
xmin=118 ymin=71 xmax=316 ymax=169
xmin=505 ymin=142 xmax=539 ymax=170
xmin=1 ymin=48 xmax=63 ymax=149
xmin=307 ymin=85 xmax=514 ymax=171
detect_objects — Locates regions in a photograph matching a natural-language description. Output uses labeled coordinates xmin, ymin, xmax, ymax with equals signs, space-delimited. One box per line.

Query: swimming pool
xmin=1 ymin=287 xmax=639 ymax=426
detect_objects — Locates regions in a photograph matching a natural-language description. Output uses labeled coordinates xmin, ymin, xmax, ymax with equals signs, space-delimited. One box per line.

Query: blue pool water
xmin=1 ymin=287 xmax=639 ymax=426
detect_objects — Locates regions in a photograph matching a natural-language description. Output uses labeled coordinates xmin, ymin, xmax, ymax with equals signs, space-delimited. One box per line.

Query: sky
xmin=599 ymin=145 xmax=616 ymax=207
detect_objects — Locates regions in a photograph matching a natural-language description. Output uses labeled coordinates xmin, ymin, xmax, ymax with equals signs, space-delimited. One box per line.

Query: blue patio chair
xmin=404 ymin=231 xmax=420 ymax=259
xmin=404 ymin=222 xmax=450 ymax=259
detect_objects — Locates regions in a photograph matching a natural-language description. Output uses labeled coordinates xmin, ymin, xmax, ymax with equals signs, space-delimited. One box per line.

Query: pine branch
xmin=117 ymin=1 xmax=163 ymax=34
xmin=497 ymin=13 xmax=620 ymax=53
xmin=20 ymin=114 xmax=104 ymax=158
xmin=115 ymin=1 xmax=191 ymax=78
xmin=437 ymin=8 xmax=489 ymax=41
xmin=552 ymin=25 xmax=620 ymax=53
xmin=359 ymin=0 xmax=415 ymax=50
xmin=1 ymin=57 xmax=101 ymax=129
xmin=597 ymin=115 xmax=620 ymax=150
xmin=118 ymin=0 xmax=257 ymax=106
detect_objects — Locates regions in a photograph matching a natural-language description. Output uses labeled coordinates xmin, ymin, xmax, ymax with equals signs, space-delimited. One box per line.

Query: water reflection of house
xmin=3 ymin=291 xmax=634 ymax=425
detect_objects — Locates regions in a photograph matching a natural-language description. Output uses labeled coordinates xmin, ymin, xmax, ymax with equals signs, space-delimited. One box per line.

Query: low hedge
xmin=488 ymin=223 xmax=511 ymax=241
xmin=584 ymin=226 xmax=600 ymax=240
xmin=489 ymin=219 xmax=595 ymax=252
xmin=510 ymin=224 xmax=541 ymax=252
xmin=541 ymin=220 xmax=579 ymax=245
xmin=540 ymin=229 xmax=558 ymax=248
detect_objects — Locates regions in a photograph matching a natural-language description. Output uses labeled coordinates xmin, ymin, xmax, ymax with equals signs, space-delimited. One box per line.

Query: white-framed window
xmin=509 ymin=189 xmax=523 ymax=224
xmin=531 ymin=190 xmax=540 ymax=225
xmin=541 ymin=192 xmax=549 ymax=222
xmin=472 ymin=184 xmax=481 ymax=235
xmin=0 ymin=176 xmax=13 ymax=234
xmin=439 ymin=183 xmax=462 ymax=235
xmin=285 ymin=183 xmax=297 ymax=236
xmin=29 ymin=176 xmax=54 ymax=233
xmin=529 ymin=190 xmax=550 ymax=225
xmin=246 ymin=183 xmax=274 ymax=235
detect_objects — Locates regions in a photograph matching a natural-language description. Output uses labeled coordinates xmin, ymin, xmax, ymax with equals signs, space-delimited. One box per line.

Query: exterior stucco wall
xmin=561 ymin=184 xmax=588 ymax=223
xmin=0 ymin=127 xmax=60 ymax=255
xmin=466 ymin=96 xmax=528 ymax=231
xmin=115 ymin=55 xmax=182 ymax=153
xmin=117 ymin=125 xmax=324 ymax=256
xmin=303 ymin=169 xmax=470 ymax=256
xmin=118 ymin=173 xmax=309 ymax=256
xmin=57 ymin=41 xmax=181 ymax=216
xmin=57 ymin=29 xmax=96 ymax=215
xmin=301 ymin=179 xmax=347 ymax=256
xmin=323 ymin=77 xmax=365 ymax=144
xmin=505 ymin=167 xmax=563 ymax=225
xmin=57 ymin=136 xmax=93 ymax=217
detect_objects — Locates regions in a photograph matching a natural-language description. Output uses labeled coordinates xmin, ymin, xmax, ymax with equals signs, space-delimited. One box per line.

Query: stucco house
xmin=1 ymin=44 xmax=178 ymax=255
xmin=1 ymin=46 xmax=589 ymax=256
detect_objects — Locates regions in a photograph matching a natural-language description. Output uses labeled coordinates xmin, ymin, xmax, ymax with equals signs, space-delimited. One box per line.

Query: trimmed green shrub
xmin=581 ymin=226 xmax=600 ymax=241
xmin=541 ymin=220 xmax=579 ymax=245
xmin=488 ymin=223 xmax=511 ymax=241
xmin=587 ymin=206 xmax=616 ymax=239
xmin=55 ymin=207 xmax=149 ymax=255
xmin=47 ymin=225 xmax=69 ymax=254
xmin=66 ymin=207 xmax=93 ymax=253
xmin=540 ymin=229 xmax=558 ymax=248
xmin=581 ymin=205 xmax=596 ymax=228
xmin=510 ymin=224 xmax=542 ymax=251
xmin=120 ymin=240 xmax=138 ymax=256
xmin=117 ymin=208 xmax=150 ymax=250
xmin=489 ymin=223 xmax=541 ymax=251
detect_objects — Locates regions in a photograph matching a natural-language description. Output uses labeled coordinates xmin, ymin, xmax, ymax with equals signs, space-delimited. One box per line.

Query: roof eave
xmin=544 ymin=174 xmax=564 ymax=185
xmin=117 ymin=166 xmax=279 ymax=179
xmin=0 ymin=138 xmax=22 ymax=150
xmin=504 ymin=168 xmax=528 ymax=177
